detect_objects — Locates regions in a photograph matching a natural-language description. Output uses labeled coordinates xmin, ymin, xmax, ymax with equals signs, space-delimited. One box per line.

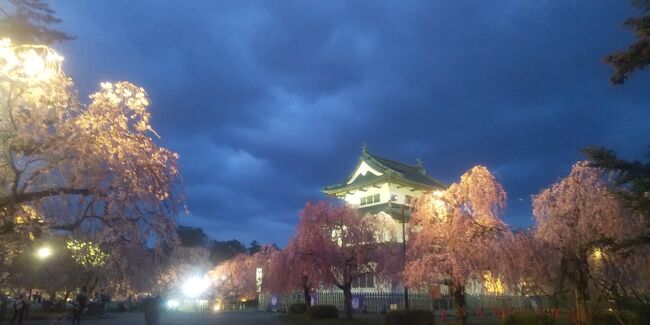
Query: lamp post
xmin=390 ymin=194 xmax=410 ymax=310
xmin=401 ymin=205 xmax=409 ymax=310
xmin=34 ymin=245 xmax=53 ymax=302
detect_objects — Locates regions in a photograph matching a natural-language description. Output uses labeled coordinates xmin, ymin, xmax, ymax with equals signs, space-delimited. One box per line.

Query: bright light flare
xmin=0 ymin=38 xmax=64 ymax=82
xmin=182 ymin=276 xmax=211 ymax=297
xmin=22 ymin=49 xmax=45 ymax=77
xmin=37 ymin=246 xmax=52 ymax=259
xmin=592 ymin=248 xmax=603 ymax=260
xmin=166 ymin=299 xmax=179 ymax=309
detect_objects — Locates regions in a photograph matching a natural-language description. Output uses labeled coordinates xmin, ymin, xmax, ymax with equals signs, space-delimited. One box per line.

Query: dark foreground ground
xmin=1 ymin=311 xmax=285 ymax=325
xmin=0 ymin=310 xmax=571 ymax=324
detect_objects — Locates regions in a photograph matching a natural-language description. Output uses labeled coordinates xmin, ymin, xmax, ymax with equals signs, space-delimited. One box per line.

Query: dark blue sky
xmin=53 ymin=1 xmax=649 ymax=246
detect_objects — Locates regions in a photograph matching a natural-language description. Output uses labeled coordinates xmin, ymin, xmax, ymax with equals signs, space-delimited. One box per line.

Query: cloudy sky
xmin=51 ymin=1 xmax=649 ymax=246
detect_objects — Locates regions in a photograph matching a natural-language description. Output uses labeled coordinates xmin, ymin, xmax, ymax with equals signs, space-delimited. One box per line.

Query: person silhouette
xmin=72 ymin=287 xmax=88 ymax=325
xmin=9 ymin=293 xmax=26 ymax=325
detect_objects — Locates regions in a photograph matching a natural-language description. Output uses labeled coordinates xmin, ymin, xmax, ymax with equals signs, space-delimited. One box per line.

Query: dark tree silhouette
xmin=583 ymin=146 xmax=650 ymax=247
xmin=176 ymin=226 xmax=210 ymax=247
xmin=209 ymin=239 xmax=247 ymax=264
xmin=0 ymin=0 xmax=73 ymax=44
xmin=604 ymin=0 xmax=650 ymax=84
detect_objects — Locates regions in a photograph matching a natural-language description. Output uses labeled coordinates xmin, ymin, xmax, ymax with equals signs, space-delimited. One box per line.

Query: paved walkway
xmin=1 ymin=311 xmax=289 ymax=325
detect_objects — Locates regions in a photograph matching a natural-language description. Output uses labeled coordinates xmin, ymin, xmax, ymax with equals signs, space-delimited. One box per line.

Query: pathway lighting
xmin=182 ymin=276 xmax=211 ymax=297
xmin=166 ymin=299 xmax=179 ymax=309
xmin=36 ymin=246 xmax=52 ymax=259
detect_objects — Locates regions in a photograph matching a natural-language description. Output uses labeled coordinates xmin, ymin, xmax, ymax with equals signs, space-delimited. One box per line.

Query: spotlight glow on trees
xmin=0 ymin=36 xmax=183 ymax=291
xmin=182 ymin=276 xmax=211 ymax=297
xmin=66 ymin=239 xmax=109 ymax=269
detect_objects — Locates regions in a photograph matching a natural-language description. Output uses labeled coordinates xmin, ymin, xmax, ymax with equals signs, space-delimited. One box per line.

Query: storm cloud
xmin=54 ymin=1 xmax=649 ymax=245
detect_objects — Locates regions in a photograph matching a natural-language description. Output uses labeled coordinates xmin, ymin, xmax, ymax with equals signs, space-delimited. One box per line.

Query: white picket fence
xmin=259 ymin=291 xmax=544 ymax=314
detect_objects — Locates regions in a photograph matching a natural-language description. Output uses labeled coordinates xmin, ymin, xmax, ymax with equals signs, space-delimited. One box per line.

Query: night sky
xmin=52 ymin=1 xmax=649 ymax=246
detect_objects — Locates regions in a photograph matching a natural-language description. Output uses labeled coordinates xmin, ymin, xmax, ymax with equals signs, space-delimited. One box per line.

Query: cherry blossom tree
xmin=0 ymin=40 xmax=182 ymax=268
xmin=263 ymin=239 xmax=324 ymax=306
xmin=405 ymin=166 xmax=510 ymax=323
xmin=533 ymin=162 xmax=645 ymax=324
xmin=285 ymin=201 xmax=400 ymax=318
xmin=209 ymin=245 xmax=277 ymax=303
xmin=501 ymin=230 xmax=566 ymax=312
xmin=153 ymin=246 xmax=212 ymax=295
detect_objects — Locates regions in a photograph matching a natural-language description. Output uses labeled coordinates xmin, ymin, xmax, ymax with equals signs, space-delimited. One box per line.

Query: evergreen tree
xmin=604 ymin=0 xmax=650 ymax=84
xmin=0 ymin=0 xmax=73 ymax=44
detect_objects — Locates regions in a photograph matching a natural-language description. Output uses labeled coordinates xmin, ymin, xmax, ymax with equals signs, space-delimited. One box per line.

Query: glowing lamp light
xmin=592 ymin=248 xmax=603 ymax=260
xmin=166 ymin=299 xmax=179 ymax=309
xmin=182 ymin=276 xmax=211 ymax=297
xmin=22 ymin=49 xmax=45 ymax=77
xmin=1 ymin=38 xmax=64 ymax=82
xmin=37 ymin=246 xmax=52 ymax=259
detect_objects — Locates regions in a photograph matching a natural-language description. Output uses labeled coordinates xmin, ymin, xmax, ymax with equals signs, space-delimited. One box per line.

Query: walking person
xmin=9 ymin=293 xmax=27 ymax=325
xmin=72 ymin=287 xmax=88 ymax=325
xmin=0 ymin=293 xmax=8 ymax=321
xmin=144 ymin=295 xmax=161 ymax=325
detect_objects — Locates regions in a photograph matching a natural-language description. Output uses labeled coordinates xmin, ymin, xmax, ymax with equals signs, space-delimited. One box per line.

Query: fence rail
xmin=259 ymin=291 xmax=562 ymax=314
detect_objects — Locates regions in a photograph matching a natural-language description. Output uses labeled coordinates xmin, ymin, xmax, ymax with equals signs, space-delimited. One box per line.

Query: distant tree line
xmin=175 ymin=225 xmax=276 ymax=265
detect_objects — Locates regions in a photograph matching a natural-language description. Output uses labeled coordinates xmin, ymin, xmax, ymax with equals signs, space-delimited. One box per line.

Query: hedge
xmin=288 ymin=303 xmax=308 ymax=314
xmin=592 ymin=310 xmax=639 ymax=325
xmin=501 ymin=312 xmax=554 ymax=325
xmin=385 ymin=309 xmax=434 ymax=325
xmin=308 ymin=305 xmax=338 ymax=319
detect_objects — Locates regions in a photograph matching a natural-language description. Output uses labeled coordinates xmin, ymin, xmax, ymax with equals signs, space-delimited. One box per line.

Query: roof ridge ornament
xmin=416 ymin=158 xmax=426 ymax=174
xmin=361 ymin=142 xmax=368 ymax=154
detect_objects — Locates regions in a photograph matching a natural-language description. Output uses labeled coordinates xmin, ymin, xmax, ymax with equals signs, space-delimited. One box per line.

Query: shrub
xmin=86 ymin=302 xmax=104 ymax=315
xmin=501 ymin=312 xmax=554 ymax=325
xmin=128 ymin=301 xmax=144 ymax=312
xmin=619 ymin=300 xmax=650 ymax=324
xmin=288 ymin=303 xmax=308 ymax=314
xmin=592 ymin=310 xmax=639 ymax=325
xmin=385 ymin=309 xmax=434 ymax=325
xmin=41 ymin=300 xmax=56 ymax=311
xmin=115 ymin=302 xmax=127 ymax=312
xmin=308 ymin=304 xmax=338 ymax=319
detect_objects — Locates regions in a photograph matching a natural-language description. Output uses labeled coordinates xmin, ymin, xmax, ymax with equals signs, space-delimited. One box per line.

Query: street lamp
xmin=400 ymin=204 xmax=410 ymax=310
xmin=36 ymin=246 xmax=52 ymax=259
xmin=389 ymin=194 xmax=411 ymax=310
xmin=182 ymin=276 xmax=211 ymax=298
xmin=1 ymin=38 xmax=64 ymax=83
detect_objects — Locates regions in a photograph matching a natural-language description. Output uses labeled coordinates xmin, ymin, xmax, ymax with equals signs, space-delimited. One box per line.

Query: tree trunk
xmin=301 ymin=274 xmax=311 ymax=306
xmin=574 ymin=255 xmax=591 ymax=325
xmin=88 ymin=275 xmax=99 ymax=294
xmin=303 ymin=285 xmax=311 ymax=306
xmin=342 ymin=283 xmax=353 ymax=319
xmin=60 ymin=288 xmax=71 ymax=311
xmin=453 ymin=284 xmax=467 ymax=325
xmin=47 ymin=290 xmax=56 ymax=303
xmin=552 ymin=257 xmax=568 ymax=319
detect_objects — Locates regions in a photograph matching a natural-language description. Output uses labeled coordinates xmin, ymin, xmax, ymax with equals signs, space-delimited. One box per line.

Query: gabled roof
xmin=323 ymin=146 xmax=446 ymax=195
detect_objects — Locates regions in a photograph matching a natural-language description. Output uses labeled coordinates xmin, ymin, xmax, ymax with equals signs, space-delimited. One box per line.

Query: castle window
xmin=360 ymin=194 xmax=380 ymax=206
